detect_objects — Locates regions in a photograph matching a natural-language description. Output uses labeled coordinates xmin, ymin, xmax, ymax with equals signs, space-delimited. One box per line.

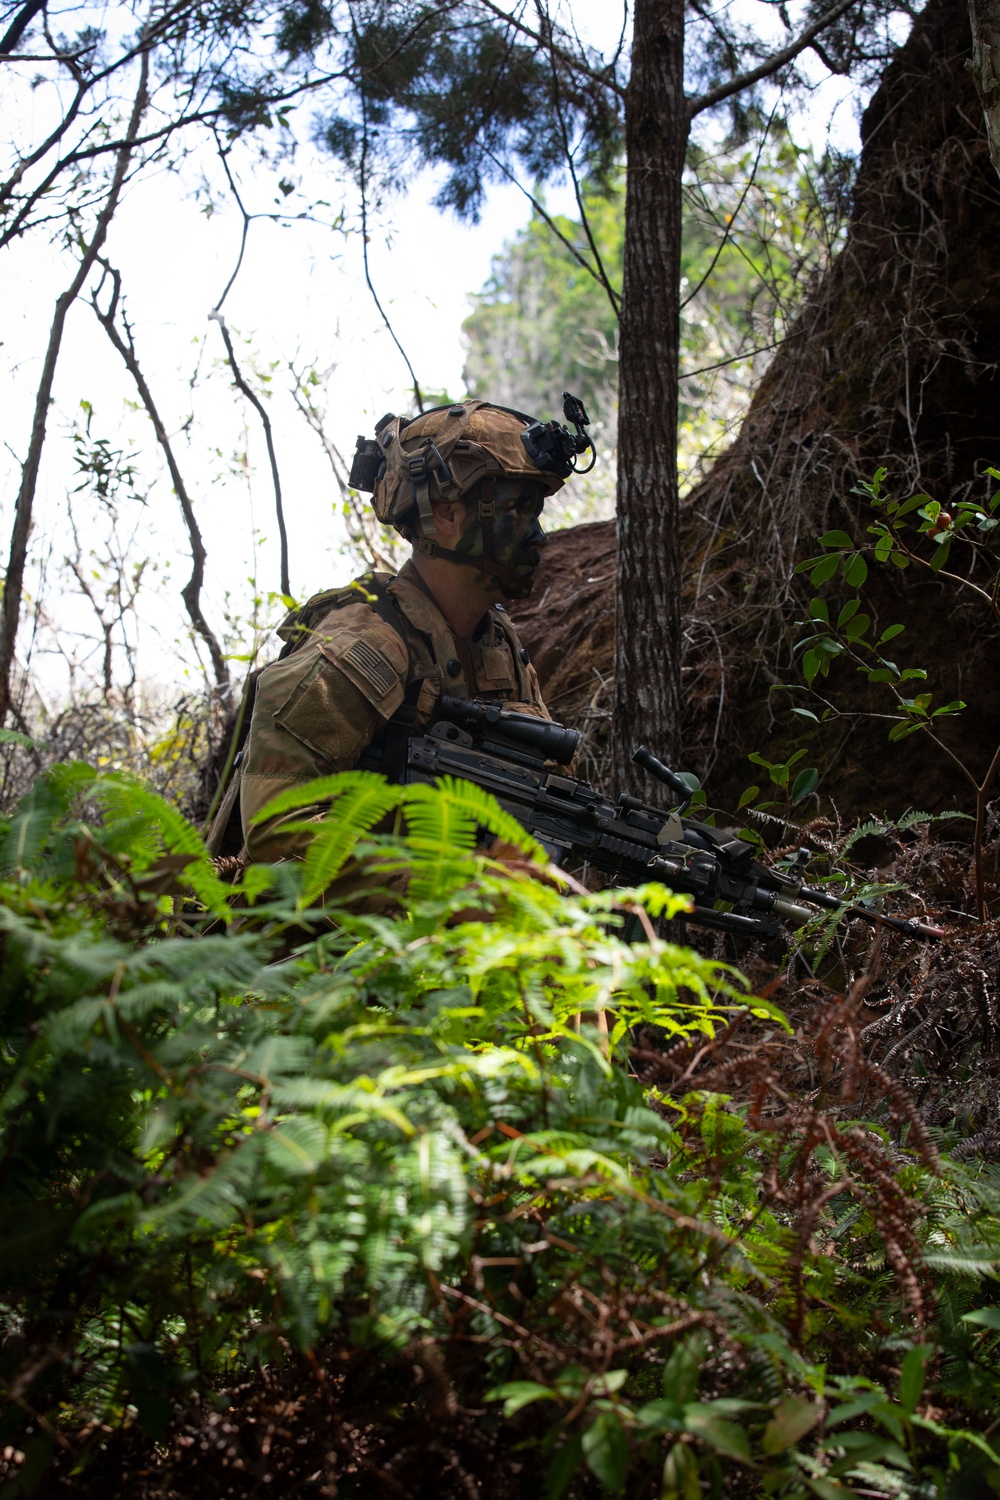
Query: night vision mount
xmin=520 ymin=391 xmax=596 ymax=479
xmin=346 ymin=392 xmax=597 ymax=497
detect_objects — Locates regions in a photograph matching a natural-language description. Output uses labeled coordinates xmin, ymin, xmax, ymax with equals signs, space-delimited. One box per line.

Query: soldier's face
xmin=472 ymin=478 xmax=549 ymax=596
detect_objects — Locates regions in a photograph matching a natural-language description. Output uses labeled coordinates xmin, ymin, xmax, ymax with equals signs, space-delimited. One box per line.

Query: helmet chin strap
xmin=413 ymin=477 xmax=537 ymax=600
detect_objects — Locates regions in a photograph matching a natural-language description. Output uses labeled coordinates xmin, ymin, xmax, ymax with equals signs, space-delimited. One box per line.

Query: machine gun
xmin=363 ymin=695 xmax=944 ymax=943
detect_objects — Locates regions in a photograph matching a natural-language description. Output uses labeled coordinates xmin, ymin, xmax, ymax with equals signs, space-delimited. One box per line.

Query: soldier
xmin=235 ymin=396 xmax=592 ymax=863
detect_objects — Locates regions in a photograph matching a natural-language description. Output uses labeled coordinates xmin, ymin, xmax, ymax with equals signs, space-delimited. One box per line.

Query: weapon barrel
xmin=798 ymin=884 xmax=944 ymax=940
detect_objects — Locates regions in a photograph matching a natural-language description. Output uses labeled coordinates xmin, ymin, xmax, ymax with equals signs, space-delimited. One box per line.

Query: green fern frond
xmin=405 ymin=776 xmax=543 ymax=859
xmin=251 ymin=770 xmax=395 ymax=824
xmin=92 ymin=775 xmax=232 ymax=917
xmin=299 ymin=777 xmax=406 ymax=906
xmin=0 ymin=774 xmax=70 ymax=874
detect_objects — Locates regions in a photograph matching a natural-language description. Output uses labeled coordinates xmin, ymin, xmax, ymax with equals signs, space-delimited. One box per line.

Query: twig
xmin=0 ymin=44 xmax=149 ymax=726
xmin=539 ymin=1 xmax=621 ymax=316
xmin=480 ymin=142 xmax=610 ymax=292
xmin=0 ymin=0 xmax=46 ymax=56
xmin=91 ymin=261 xmax=230 ymax=690
xmin=210 ymin=310 xmax=291 ymax=599
xmin=353 ymin=28 xmax=425 ymax=412
xmin=681 ymin=102 xmax=781 ymax=311
xmin=687 ymin=0 xmax=861 ymax=118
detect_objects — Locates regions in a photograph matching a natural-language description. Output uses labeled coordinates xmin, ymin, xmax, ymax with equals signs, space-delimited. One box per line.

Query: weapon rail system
xmin=364 ymin=695 xmax=943 ymax=944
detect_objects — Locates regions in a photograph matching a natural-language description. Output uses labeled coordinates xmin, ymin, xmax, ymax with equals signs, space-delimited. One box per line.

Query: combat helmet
xmin=347 ymin=395 xmax=595 ymax=593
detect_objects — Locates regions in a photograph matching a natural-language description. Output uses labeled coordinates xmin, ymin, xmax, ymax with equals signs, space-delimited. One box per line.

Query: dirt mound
xmin=515 ymin=0 xmax=1000 ymax=820
xmin=509 ymin=520 xmax=615 ymax=780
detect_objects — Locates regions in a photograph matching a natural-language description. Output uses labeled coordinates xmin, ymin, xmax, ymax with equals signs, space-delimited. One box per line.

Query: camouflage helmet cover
xmin=369 ymin=399 xmax=566 ymax=535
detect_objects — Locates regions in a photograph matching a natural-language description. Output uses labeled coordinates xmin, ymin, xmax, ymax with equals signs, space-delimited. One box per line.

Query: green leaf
xmin=874 ymin=531 xmax=894 ymax=562
xmin=488 ymin=1380 xmax=558 ymax=1417
xmin=299 ymin=776 xmax=408 ymax=904
xmin=827 ymin=1432 xmax=912 ymax=1475
xmin=683 ymin=1406 xmax=752 ymax=1462
xmin=809 ymin=554 xmax=840 ymax=586
xmin=899 ymin=1345 xmax=931 ymax=1415
xmin=790 ymin=707 xmax=819 ymax=722
xmin=791 ymin=768 xmax=819 ymax=804
xmin=0 ymin=774 xmax=67 ymax=875
xmin=844 ymin=552 xmax=868 ymax=587
xmin=581 ymin=1411 xmax=629 ymax=1493
xmin=809 ymin=597 xmax=829 ymax=624
xmin=662 ymin=1333 xmax=706 ymax=1405
xmin=878 ymin=623 xmax=905 ymax=644
xmin=836 ymin=599 xmax=860 ymax=627
xmin=895 ymin=492 xmax=930 ymax=516
xmin=825 ymin=1392 xmax=886 ymax=1428
xmin=888 ymin=721 xmax=924 ymax=742
xmin=545 ymin=1436 xmax=584 ymax=1500
xmin=843 ymin=612 xmax=871 ymax=640
xmin=929 ymin=534 xmax=953 ymax=571
xmin=0 ymin=727 xmax=46 ymax=750
xmin=661 ymin=1442 xmax=701 ymax=1500
xmin=962 ymin=1307 xmax=1000 ymax=1330
xmin=263 ymin=1117 xmax=328 ymax=1177
xmin=737 ymin=785 xmax=759 ymax=811
xmin=806 ymin=1479 xmax=852 ymax=1500
xmin=803 ymin=649 xmax=823 ymax=685
xmin=867 ymin=668 xmax=897 ymax=683
xmin=635 ymin=1399 xmax=684 ymax=1432
xmin=818 ymin=530 xmax=853 ymax=548
xmin=890 ymin=551 xmax=909 ymax=568
xmin=762 ymin=1396 xmax=821 ymax=1454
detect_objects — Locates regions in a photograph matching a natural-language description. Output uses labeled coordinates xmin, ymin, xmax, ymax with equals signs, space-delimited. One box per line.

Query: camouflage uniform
xmin=240 ymin=559 xmax=546 ymax=862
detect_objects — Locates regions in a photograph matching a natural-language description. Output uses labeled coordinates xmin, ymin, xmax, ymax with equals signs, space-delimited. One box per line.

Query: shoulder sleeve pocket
xmin=274 ymin=655 xmax=382 ymax=766
xmin=318 ymin=625 xmax=407 ymax=718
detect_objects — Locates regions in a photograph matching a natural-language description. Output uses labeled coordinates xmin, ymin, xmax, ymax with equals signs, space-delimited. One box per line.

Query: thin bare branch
xmin=687 ymin=0 xmax=860 ymax=119
xmin=538 ymin=0 xmax=621 ymax=316
xmin=90 ymin=262 xmax=230 ymax=691
xmin=356 ymin=63 xmax=425 ymax=412
xmin=210 ymin=310 xmax=291 ymax=599
xmin=474 ymin=0 xmax=626 ymax=99
xmin=480 ymin=142 xmax=610 ymax=293
xmin=0 ymin=0 xmax=46 ymax=56
xmin=0 ymin=45 xmax=150 ymax=726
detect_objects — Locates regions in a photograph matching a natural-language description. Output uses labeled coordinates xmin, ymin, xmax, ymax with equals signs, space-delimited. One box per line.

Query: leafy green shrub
xmin=0 ymin=763 xmax=998 ymax=1496
xmin=790 ymin=465 xmax=1000 ymax=919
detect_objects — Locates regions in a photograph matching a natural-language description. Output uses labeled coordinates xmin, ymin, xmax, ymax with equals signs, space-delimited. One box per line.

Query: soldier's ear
xmin=429 ymin=497 xmax=468 ymax=539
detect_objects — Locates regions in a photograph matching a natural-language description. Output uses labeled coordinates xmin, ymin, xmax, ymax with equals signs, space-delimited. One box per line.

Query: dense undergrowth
xmin=0 ymin=765 xmax=999 ymax=1497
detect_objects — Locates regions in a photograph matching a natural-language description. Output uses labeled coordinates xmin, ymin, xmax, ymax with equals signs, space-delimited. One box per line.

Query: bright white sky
xmin=1 ymin=0 xmax=872 ymax=705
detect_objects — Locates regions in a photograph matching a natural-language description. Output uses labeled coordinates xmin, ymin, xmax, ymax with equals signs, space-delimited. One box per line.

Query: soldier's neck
xmin=409 ymin=554 xmax=500 ymax=639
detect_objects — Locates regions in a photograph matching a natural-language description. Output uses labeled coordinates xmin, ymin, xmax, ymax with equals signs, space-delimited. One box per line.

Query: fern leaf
xmin=250 ymin=770 xmax=394 ymax=825
xmin=91 ymin=775 xmax=232 ymax=917
xmin=405 ymin=777 xmax=542 ymax=859
xmin=0 ymin=774 xmax=69 ymax=874
xmin=299 ymin=777 xmax=405 ymax=905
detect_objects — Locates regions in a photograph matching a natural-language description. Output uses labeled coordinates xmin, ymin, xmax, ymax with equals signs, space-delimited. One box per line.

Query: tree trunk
xmin=968 ymin=0 xmax=1000 ymax=180
xmin=613 ymin=0 xmax=686 ymax=789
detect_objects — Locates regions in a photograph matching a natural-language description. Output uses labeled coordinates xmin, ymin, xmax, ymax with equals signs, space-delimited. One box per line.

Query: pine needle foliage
xmin=0 ymin=767 xmax=998 ymax=1496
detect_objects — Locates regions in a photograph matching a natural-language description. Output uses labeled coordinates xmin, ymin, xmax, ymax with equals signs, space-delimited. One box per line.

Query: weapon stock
xmin=366 ymin=697 xmax=943 ymax=943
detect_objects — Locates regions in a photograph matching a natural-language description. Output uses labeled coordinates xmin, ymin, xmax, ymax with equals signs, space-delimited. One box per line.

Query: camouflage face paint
xmin=454 ymin=478 xmax=548 ymax=599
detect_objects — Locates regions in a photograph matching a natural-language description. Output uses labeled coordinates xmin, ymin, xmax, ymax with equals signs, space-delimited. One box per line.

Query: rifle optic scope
xmin=438 ymin=695 xmax=580 ymax=764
